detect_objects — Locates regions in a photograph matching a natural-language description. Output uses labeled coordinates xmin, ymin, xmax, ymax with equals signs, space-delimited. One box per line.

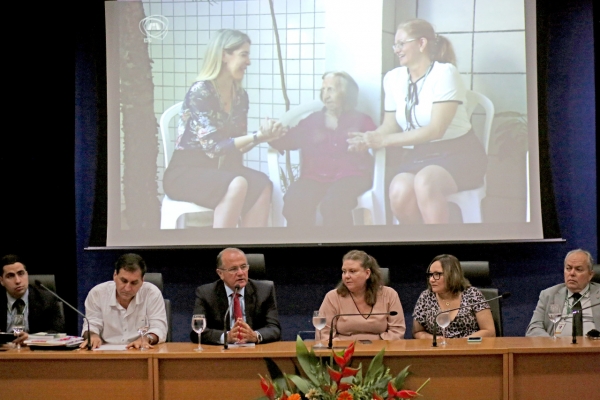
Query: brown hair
xmin=397 ymin=19 xmax=456 ymax=65
xmin=426 ymin=254 xmax=470 ymax=295
xmin=336 ymin=250 xmax=383 ymax=306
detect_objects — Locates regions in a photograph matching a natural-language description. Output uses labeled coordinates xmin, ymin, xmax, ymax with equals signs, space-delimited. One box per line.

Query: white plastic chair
xmin=267 ymin=100 xmax=386 ymax=226
xmin=159 ymin=102 xmax=214 ymax=229
xmin=445 ymin=90 xmax=494 ymax=223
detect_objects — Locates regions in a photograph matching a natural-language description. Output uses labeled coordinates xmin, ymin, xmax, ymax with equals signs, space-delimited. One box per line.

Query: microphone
xmin=35 ymin=280 xmax=92 ymax=351
xmin=223 ymin=285 xmax=240 ymax=350
xmin=327 ymin=311 xmax=398 ymax=349
xmin=432 ymin=292 xmax=511 ymax=347
xmin=567 ymin=300 xmax=600 ymax=344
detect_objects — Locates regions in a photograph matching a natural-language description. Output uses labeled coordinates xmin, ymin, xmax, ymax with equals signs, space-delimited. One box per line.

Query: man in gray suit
xmin=526 ymin=249 xmax=600 ymax=337
xmin=190 ymin=248 xmax=281 ymax=345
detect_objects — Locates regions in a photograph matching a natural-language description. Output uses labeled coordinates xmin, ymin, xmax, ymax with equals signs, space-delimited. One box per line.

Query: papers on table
xmin=25 ymin=335 xmax=84 ymax=347
xmin=93 ymin=344 xmax=129 ymax=351
xmin=227 ymin=342 xmax=256 ymax=349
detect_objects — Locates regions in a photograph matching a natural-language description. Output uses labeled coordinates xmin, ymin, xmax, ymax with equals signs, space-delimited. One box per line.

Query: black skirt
xmin=392 ymin=130 xmax=488 ymax=191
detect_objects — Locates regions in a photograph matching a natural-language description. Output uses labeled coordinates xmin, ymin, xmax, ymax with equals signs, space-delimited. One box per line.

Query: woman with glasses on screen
xmin=348 ymin=19 xmax=487 ymax=224
xmin=318 ymin=250 xmax=406 ymax=341
xmin=163 ymin=29 xmax=283 ymax=228
xmin=412 ymin=254 xmax=495 ymax=339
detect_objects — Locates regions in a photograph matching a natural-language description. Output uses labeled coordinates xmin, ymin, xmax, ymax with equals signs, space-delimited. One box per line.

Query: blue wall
xmin=72 ymin=0 xmax=597 ymax=341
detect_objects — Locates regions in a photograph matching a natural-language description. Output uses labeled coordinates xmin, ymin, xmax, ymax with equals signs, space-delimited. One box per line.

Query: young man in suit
xmin=191 ymin=248 xmax=281 ymax=345
xmin=0 ymin=254 xmax=65 ymax=345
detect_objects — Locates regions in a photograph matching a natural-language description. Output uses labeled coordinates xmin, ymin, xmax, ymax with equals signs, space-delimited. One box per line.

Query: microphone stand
xmin=327 ymin=311 xmax=397 ymax=349
xmin=432 ymin=292 xmax=511 ymax=348
xmin=223 ymin=285 xmax=239 ymax=350
xmin=569 ymin=301 xmax=600 ymax=344
xmin=35 ymin=281 xmax=92 ymax=351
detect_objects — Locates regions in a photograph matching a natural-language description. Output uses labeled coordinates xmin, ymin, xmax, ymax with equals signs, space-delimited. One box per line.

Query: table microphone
xmin=327 ymin=311 xmax=398 ymax=349
xmin=567 ymin=300 xmax=600 ymax=344
xmin=223 ymin=285 xmax=240 ymax=350
xmin=432 ymin=292 xmax=511 ymax=348
xmin=35 ymin=280 xmax=92 ymax=351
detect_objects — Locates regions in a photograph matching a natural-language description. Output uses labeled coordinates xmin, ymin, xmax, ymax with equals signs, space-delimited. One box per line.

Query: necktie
xmin=571 ymin=293 xmax=583 ymax=336
xmin=233 ymin=293 xmax=243 ymax=321
xmin=12 ymin=298 xmax=25 ymax=315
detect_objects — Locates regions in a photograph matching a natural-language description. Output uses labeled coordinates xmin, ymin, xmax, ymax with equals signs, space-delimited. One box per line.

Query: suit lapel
xmin=244 ymin=280 xmax=255 ymax=328
xmin=590 ymin=283 xmax=600 ymax=328
xmin=215 ymin=282 xmax=231 ymax=330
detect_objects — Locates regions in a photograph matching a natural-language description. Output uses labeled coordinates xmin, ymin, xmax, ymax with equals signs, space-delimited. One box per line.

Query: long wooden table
xmin=1 ymin=337 xmax=598 ymax=400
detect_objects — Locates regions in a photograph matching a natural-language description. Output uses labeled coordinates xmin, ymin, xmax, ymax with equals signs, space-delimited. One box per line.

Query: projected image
xmin=106 ymin=0 xmax=540 ymax=246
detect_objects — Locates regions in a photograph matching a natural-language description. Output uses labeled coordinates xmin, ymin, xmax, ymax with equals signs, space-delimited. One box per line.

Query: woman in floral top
xmin=163 ymin=29 xmax=283 ymax=228
xmin=412 ymin=254 xmax=495 ymax=339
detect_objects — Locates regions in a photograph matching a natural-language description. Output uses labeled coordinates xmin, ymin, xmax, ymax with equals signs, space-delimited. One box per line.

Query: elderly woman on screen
xmin=348 ymin=19 xmax=487 ymax=224
xmin=319 ymin=250 xmax=405 ymax=341
xmin=163 ymin=29 xmax=283 ymax=228
xmin=269 ymin=72 xmax=376 ymax=227
xmin=412 ymin=254 xmax=495 ymax=339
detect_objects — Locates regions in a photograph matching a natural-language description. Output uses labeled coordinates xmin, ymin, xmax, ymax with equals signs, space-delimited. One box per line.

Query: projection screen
xmin=105 ymin=0 xmax=542 ymax=247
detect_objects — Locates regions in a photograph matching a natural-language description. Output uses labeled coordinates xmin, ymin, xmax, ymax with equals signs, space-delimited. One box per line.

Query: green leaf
xmin=295 ymin=335 xmax=321 ymax=386
xmin=393 ymin=365 xmax=411 ymax=389
xmin=287 ymin=374 xmax=313 ymax=394
xmin=364 ymin=347 xmax=386 ymax=382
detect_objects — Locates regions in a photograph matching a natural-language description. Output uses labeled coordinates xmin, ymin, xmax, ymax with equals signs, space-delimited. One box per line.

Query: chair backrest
xmin=29 ymin=275 xmax=57 ymax=293
xmin=159 ymin=102 xmax=183 ymax=169
xmin=29 ymin=274 xmax=65 ymax=329
xmin=592 ymin=264 xmax=600 ymax=284
xmin=461 ymin=261 xmax=492 ymax=287
xmin=247 ymin=253 xmax=266 ymax=280
xmin=465 ymin=90 xmax=494 ymax=154
xmin=144 ymin=272 xmax=172 ymax=342
xmin=279 ymin=100 xmax=323 ymax=128
xmin=380 ymin=268 xmax=390 ymax=286
xmin=460 ymin=261 xmax=503 ymax=336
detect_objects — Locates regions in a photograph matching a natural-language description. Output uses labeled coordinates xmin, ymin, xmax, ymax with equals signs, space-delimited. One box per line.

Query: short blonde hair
xmin=196 ymin=29 xmax=251 ymax=81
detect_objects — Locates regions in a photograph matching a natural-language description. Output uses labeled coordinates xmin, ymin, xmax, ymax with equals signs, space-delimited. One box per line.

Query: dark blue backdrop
xmin=65 ymin=0 xmax=598 ymax=341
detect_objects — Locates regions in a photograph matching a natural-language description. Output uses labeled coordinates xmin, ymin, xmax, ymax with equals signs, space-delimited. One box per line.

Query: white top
xmin=383 ymin=61 xmax=471 ymax=141
xmin=83 ymin=281 xmax=167 ymax=344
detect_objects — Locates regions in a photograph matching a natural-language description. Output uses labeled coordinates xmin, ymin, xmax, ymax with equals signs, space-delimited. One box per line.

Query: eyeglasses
xmin=426 ymin=272 xmax=443 ymax=281
xmin=218 ymin=264 xmax=249 ymax=275
xmin=392 ymin=38 xmax=417 ymax=51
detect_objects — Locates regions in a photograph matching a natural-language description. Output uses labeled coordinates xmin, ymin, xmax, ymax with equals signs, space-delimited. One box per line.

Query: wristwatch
xmin=253 ymin=132 xmax=259 ymax=143
xmin=147 ymin=333 xmax=158 ymax=345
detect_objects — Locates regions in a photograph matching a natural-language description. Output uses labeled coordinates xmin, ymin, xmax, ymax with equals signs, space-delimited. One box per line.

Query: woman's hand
xmin=348 ymin=131 xmax=386 ymax=150
xmin=347 ymin=132 xmax=368 ymax=152
xmin=258 ymin=118 xmax=286 ymax=142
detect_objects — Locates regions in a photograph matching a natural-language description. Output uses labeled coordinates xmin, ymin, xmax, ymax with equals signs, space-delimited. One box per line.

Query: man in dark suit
xmin=190 ymin=248 xmax=281 ymax=345
xmin=1 ymin=255 xmax=65 ymax=345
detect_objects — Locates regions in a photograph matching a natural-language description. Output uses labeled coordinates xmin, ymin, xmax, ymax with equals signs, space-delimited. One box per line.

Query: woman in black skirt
xmin=163 ymin=29 xmax=282 ymax=228
xmin=348 ymin=19 xmax=487 ymax=224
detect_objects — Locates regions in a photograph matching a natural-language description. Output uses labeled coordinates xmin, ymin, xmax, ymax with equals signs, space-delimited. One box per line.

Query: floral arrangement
xmin=259 ymin=337 xmax=429 ymax=400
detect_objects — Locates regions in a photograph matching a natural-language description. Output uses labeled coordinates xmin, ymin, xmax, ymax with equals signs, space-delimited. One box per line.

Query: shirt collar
xmin=6 ymin=289 xmax=29 ymax=309
xmin=224 ymin=283 xmax=245 ymax=298
xmin=568 ymin=284 xmax=590 ymax=298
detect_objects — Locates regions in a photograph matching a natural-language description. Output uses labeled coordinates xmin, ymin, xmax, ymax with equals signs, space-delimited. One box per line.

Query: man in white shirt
xmin=81 ymin=253 xmax=167 ymax=349
xmin=526 ymin=249 xmax=600 ymax=337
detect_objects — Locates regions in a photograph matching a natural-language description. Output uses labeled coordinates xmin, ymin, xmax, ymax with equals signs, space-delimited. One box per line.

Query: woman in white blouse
xmin=349 ymin=19 xmax=487 ymax=224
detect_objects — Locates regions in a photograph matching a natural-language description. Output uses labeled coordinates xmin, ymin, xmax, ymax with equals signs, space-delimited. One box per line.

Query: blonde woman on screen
xmin=163 ymin=29 xmax=283 ymax=228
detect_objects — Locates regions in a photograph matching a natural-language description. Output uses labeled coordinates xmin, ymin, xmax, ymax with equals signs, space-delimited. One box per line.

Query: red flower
xmin=338 ymin=382 xmax=352 ymax=391
xmin=387 ymin=382 xmax=420 ymax=399
xmin=396 ymin=390 xmax=420 ymax=399
xmin=288 ymin=394 xmax=301 ymax=400
xmin=334 ymin=342 xmax=356 ymax=368
xmin=337 ymin=391 xmax=354 ymax=400
xmin=260 ymin=375 xmax=275 ymax=400
xmin=328 ymin=365 xmax=343 ymax=383
xmin=373 ymin=392 xmax=384 ymax=400
xmin=342 ymin=367 xmax=359 ymax=377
